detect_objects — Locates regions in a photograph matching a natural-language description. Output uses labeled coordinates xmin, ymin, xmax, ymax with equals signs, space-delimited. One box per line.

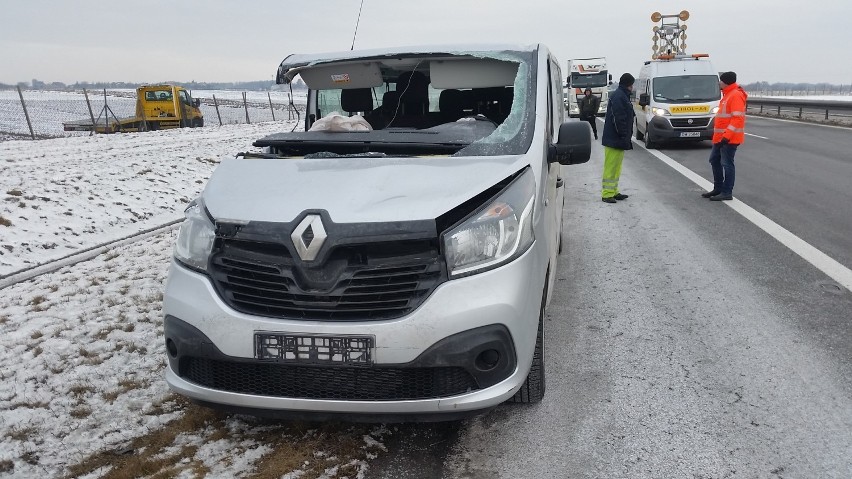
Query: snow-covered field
xmin=0 ymin=89 xmax=307 ymax=140
xmin=0 ymin=122 xmax=391 ymax=478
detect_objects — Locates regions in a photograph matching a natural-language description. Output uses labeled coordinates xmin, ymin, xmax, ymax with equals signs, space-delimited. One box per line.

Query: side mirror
xmin=549 ymin=122 xmax=592 ymax=165
xmin=639 ymin=93 xmax=650 ymax=107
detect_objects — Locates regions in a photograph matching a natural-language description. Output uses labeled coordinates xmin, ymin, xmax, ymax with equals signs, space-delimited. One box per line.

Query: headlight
xmin=443 ymin=169 xmax=535 ymax=277
xmin=652 ymin=107 xmax=670 ymax=116
xmin=174 ymin=200 xmax=216 ymax=272
xmin=711 ymin=106 xmax=720 ymax=114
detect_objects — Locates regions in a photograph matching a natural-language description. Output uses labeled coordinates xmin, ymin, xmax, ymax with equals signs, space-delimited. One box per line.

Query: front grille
xmin=670 ymin=117 xmax=711 ymax=128
xmin=209 ymin=239 xmax=443 ymax=320
xmin=182 ymin=357 xmax=478 ymax=400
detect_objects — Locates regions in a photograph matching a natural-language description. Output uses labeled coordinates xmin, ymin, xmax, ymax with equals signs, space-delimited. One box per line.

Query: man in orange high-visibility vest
xmin=702 ymin=71 xmax=748 ymax=201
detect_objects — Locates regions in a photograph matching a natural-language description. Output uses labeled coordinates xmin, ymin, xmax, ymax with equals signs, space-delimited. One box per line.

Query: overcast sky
xmin=2 ymin=0 xmax=850 ymax=85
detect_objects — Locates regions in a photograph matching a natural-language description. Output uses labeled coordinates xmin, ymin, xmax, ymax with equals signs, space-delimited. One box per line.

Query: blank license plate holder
xmin=255 ymin=333 xmax=374 ymax=366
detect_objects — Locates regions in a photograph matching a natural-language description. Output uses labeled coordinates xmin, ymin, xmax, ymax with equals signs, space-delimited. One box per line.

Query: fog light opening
xmin=475 ymin=349 xmax=500 ymax=371
xmin=166 ymin=338 xmax=178 ymax=358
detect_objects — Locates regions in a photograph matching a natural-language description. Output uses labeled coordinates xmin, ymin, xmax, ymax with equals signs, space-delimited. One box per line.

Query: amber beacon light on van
xmin=650 ymin=10 xmax=710 ymax=61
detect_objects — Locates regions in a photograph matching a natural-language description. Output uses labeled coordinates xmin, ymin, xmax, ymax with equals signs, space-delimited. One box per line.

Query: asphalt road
xmin=369 ymin=117 xmax=852 ymax=478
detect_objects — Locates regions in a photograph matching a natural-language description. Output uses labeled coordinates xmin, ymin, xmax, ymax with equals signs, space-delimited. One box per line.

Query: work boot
xmin=601 ymin=197 xmax=617 ymax=204
xmin=709 ymin=193 xmax=733 ymax=201
xmin=614 ymin=193 xmax=629 ymax=200
xmin=701 ymin=190 xmax=721 ymax=198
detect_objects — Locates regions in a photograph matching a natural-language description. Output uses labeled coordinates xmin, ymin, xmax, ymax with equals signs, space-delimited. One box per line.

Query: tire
xmin=147 ymin=121 xmax=159 ymax=131
xmin=192 ymin=118 xmax=204 ymax=128
xmin=643 ymin=123 xmax=656 ymax=149
xmin=508 ymin=281 xmax=547 ymax=404
xmin=634 ymin=119 xmax=644 ymax=140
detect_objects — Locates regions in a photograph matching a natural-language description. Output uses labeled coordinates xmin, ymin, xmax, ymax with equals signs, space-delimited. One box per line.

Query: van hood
xmin=202 ymin=155 xmax=527 ymax=224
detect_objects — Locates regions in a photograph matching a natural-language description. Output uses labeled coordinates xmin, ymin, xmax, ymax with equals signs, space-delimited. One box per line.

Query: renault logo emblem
xmin=291 ymin=214 xmax=327 ymax=261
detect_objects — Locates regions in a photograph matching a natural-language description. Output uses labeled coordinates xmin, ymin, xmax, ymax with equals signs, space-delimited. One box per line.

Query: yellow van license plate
xmin=670 ymin=105 xmax=710 ymax=114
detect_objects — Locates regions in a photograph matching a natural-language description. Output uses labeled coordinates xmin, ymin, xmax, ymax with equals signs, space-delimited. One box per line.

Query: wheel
xmin=643 ymin=123 xmax=656 ymax=149
xmin=192 ymin=118 xmax=204 ymax=128
xmin=508 ymin=281 xmax=547 ymax=403
xmin=634 ymin=119 xmax=644 ymax=140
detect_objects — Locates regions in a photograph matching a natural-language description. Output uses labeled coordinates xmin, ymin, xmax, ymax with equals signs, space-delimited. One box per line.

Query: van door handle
xmin=556 ymin=177 xmax=564 ymax=188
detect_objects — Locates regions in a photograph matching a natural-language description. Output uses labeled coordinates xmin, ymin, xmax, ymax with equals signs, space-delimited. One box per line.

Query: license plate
xmin=680 ymin=131 xmax=701 ymax=138
xmin=255 ymin=333 xmax=374 ymax=365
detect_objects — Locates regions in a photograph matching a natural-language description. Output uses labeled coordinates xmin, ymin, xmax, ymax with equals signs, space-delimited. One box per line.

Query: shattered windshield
xmin=256 ymin=49 xmax=538 ymax=158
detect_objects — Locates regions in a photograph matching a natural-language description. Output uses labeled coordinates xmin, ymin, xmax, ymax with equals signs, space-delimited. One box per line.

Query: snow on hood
xmin=202 ymin=155 xmax=527 ymax=224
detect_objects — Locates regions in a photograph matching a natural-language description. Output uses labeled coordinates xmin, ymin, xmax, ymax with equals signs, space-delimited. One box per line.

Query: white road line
xmin=745 ymin=132 xmax=769 ymax=139
xmin=638 ymin=142 xmax=852 ymax=293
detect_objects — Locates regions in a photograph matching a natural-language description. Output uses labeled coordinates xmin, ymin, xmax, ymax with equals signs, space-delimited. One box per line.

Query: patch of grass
xmin=70 ymin=407 xmax=92 ymax=419
xmin=103 ymin=377 xmax=149 ymax=403
xmin=10 ymin=400 xmax=50 ymax=410
xmin=28 ymin=296 xmax=48 ymax=312
xmin=6 ymin=188 xmax=23 ymax=196
xmin=7 ymin=426 xmax=37 ymax=442
xmin=0 ymin=216 xmax=12 ymax=227
xmin=70 ymin=384 xmax=95 ymax=397
xmin=20 ymin=451 xmax=39 ymax=466
xmin=0 ymin=314 xmax=9 ymax=325
xmin=30 ymin=331 xmax=43 ymax=340
xmin=102 ymin=251 xmax=120 ymax=261
xmin=0 ymin=459 xmax=13 ymax=473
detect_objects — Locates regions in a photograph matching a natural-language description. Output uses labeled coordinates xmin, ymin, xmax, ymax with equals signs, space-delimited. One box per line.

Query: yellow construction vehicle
xmin=64 ymin=84 xmax=204 ymax=133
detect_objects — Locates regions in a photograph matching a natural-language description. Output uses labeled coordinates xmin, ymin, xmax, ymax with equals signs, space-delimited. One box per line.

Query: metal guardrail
xmin=746 ymin=97 xmax=852 ymax=121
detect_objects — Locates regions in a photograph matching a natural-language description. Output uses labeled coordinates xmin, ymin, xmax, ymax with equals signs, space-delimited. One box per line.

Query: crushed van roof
xmin=275 ymin=43 xmax=537 ymax=84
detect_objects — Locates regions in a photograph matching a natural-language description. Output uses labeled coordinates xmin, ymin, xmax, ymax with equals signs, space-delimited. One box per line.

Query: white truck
xmin=565 ymin=57 xmax=611 ymax=118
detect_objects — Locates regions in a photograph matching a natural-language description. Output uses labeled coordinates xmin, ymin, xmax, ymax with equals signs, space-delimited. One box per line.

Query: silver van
xmin=162 ymin=44 xmax=591 ymax=421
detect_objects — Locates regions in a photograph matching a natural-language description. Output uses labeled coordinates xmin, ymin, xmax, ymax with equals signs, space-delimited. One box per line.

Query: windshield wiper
xmin=304 ymin=151 xmax=414 ymax=159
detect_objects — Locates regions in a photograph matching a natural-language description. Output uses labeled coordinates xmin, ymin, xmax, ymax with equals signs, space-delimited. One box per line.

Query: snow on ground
xmin=0 ymin=122 xmax=389 ymax=478
xmin=0 ymin=122 xmax=296 ymax=277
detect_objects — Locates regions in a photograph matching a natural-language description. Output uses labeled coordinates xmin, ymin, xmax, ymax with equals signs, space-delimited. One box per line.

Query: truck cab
xmin=633 ymin=55 xmax=720 ymax=149
xmin=137 ymin=85 xmax=204 ymax=130
xmin=566 ymin=57 xmax=610 ymax=118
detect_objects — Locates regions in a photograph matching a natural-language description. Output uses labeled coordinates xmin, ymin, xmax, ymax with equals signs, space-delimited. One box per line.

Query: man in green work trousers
xmin=600 ymin=73 xmax=636 ymax=204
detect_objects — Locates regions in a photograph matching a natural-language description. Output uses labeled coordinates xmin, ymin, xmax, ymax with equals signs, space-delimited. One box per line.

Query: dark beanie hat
xmin=720 ymin=71 xmax=737 ymax=85
xmin=619 ymin=73 xmax=635 ymax=87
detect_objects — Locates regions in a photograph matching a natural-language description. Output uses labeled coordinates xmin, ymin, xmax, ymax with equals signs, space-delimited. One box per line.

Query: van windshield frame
xmin=652 ymin=75 xmax=721 ymax=103
xmin=257 ymin=49 xmax=539 ymax=158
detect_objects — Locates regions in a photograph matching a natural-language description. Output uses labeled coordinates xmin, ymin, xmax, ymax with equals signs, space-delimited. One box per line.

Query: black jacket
xmin=579 ymin=95 xmax=600 ymax=119
xmin=601 ymin=85 xmax=635 ymax=150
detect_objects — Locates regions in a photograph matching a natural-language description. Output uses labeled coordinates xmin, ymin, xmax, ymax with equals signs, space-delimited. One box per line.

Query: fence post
xmin=798 ymin=107 xmax=802 ymax=118
xmin=16 ymin=86 xmax=36 ymax=140
xmin=243 ymin=92 xmax=251 ymax=124
xmin=212 ymin=95 xmax=222 ymax=126
xmin=267 ymin=92 xmax=275 ymax=121
xmin=83 ymin=89 xmax=96 ymax=136
xmin=288 ymin=92 xmax=293 ymax=120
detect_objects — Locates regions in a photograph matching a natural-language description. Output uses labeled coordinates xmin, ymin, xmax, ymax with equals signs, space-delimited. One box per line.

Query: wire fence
xmin=0 ymin=88 xmax=307 ymax=141
xmin=743 ymin=85 xmax=852 ymax=97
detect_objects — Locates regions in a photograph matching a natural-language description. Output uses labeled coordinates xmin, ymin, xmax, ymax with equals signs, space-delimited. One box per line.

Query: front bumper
xmin=162 ymin=243 xmax=544 ymax=418
xmin=648 ymin=115 xmax=714 ymax=141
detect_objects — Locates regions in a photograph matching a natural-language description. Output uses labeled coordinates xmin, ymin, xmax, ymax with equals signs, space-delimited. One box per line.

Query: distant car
xmin=162 ymin=44 xmax=591 ymax=422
